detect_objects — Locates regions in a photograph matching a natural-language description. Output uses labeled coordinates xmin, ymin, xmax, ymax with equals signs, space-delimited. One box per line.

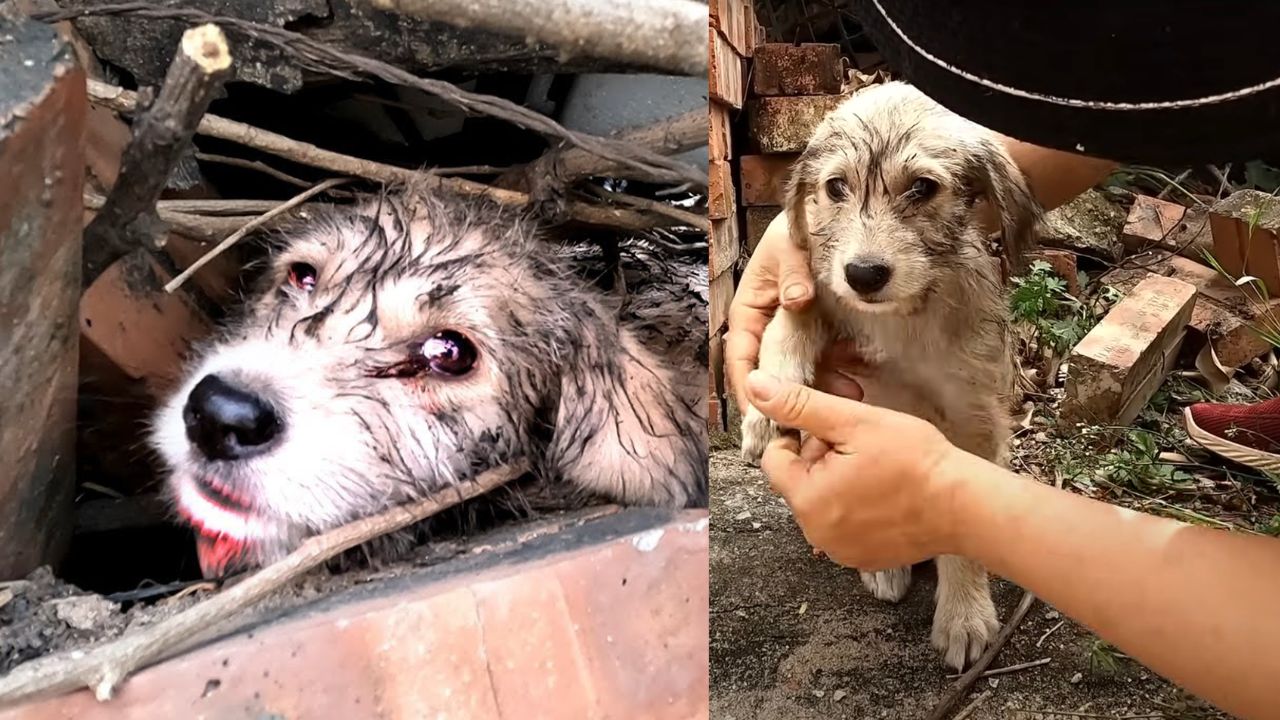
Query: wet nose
xmin=183 ymin=374 xmax=282 ymax=461
xmin=844 ymin=261 xmax=893 ymax=294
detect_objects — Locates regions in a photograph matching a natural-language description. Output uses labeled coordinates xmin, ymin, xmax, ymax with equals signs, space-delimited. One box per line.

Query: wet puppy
xmin=740 ymin=82 xmax=1039 ymax=669
xmin=152 ymin=189 xmax=707 ymax=576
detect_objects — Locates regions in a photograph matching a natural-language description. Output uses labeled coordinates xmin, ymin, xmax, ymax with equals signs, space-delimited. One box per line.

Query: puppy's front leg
xmin=739 ymin=309 xmax=824 ymax=464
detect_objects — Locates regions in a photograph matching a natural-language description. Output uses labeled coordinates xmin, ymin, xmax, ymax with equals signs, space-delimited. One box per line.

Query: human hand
xmin=724 ymin=212 xmax=815 ymax=410
xmin=746 ymin=370 xmax=965 ymax=570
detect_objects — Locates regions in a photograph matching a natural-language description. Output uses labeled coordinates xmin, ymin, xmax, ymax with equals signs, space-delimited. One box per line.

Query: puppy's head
xmin=152 ymin=191 xmax=705 ymax=576
xmin=784 ymin=81 xmax=1039 ymax=314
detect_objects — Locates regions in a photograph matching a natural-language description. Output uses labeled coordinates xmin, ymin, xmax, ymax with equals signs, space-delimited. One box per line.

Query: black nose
xmin=183 ymin=375 xmax=282 ymax=461
xmin=844 ymin=261 xmax=893 ymax=294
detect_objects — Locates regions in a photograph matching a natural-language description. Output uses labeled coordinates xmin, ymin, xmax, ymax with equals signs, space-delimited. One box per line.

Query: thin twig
xmin=967 ymin=657 xmax=1051 ymax=679
xmin=372 ymin=0 xmax=706 ymax=75
xmin=36 ymin=3 xmax=704 ymax=188
xmin=926 ymin=590 xmax=1037 ymax=720
xmin=952 ymin=690 xmax=992 ymax=720
xmin=586 ymin=186 xmax=709 ymax=232
xmin=84 ymin=190 xmax=264 ymax=243
xmin=81 ymin=23 xmax=232 ymax=286
xmin=165 ymin=178 xmax=351 ymax=293
xmin=87 ymin=81 xmax=680 ymax=231
xmin=0 ymin=463 xmax=525 ymax=707
xmin=1036 ymin=619 xmax=1066 ymax=647
xmin=194 ymin=151 xmax=309 ymax=189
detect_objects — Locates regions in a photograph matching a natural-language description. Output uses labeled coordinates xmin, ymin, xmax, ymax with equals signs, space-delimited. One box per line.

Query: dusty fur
xmin=152 ymin=187 xmax=707 ymax=574
xmin=740 ymin=82 xmax=1041 ymax=670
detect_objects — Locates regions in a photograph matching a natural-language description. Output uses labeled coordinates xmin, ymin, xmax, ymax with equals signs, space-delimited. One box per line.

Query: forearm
xmin=946 ymin=450 xmax=1280 ymax=719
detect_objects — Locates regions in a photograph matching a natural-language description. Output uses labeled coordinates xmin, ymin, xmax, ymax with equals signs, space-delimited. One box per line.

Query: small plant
xmin=1086 ymin=638 xmax=1124 ymax=676
xmin=1009 ymin=260 xmax=1099 ymax=354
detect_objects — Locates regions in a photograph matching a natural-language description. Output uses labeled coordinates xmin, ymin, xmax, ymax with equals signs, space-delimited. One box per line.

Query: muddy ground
xmin=709 ymin=448 xmax=1229 ymax=720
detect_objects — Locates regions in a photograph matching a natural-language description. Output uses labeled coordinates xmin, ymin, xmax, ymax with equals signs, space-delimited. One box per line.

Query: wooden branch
xmin=0 ymin=463 xmax=527 ymax=707
xmin=165 ymin=178 xmax=352 ymax=293
xmin=36 ymin=4 xmax=705 ymax=188
xmin=84 ymin=191 xmax=266 ymax=243
xmin=926 ymin=590 xmax=1037 ymax=720
xmin=88 ymin=81 xmax=685 ymax=231
xmin=371 ymin=0 xmax=707 ymax=76
xmin=81 ymin=24 xmax=232 ymax=286
xmin=587 ymin=186 xmax=709 ymax=232
xmin=559 ymin=109 xmax=704 ymax=181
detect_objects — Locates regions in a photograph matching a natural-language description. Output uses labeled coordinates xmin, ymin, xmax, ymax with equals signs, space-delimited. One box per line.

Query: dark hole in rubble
xmin=62 ymin=525 xmax=203 ymax=597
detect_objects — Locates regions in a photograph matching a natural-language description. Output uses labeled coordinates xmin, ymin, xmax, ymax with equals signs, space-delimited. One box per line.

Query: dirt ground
xmin=709 ymin=448 xmax=1230 ymax=720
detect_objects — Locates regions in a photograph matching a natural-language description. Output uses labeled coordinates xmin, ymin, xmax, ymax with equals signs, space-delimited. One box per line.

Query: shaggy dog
xmin=152 ymin=189 xmax=708 ymax=576
xmin=740 ymin=82 xmax=1040 ymax=669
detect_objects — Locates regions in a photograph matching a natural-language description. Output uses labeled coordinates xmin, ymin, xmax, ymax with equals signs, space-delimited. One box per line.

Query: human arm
xmin=747 ymin=371 xmax=1280 ymax=720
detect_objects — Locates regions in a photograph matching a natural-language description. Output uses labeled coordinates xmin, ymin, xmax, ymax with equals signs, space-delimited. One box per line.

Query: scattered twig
xmin=371 ymin=0 xmax=706 ymax=76
xmin=87 ymin=81 xmax=683 ymax=231
xmin=952 ymin=690 xmax=993 ymax=720
xmin=36 ymin=4 xmax=704 ymax=188
xmin=926 ymin=590 xmax=1037 ymax=720
xmin=556 ymin=109 xmax=704 ymax=181
xmin=1037 ymin=619 xmax=1066 ymax=647
xmin=84 ymin=190 xmax=263 ymax=243
xmin=975 ymin=657 xmax=1051 ymax=679
xmin=165 ymin=178 xmax=351 ymax=293
xmin=81 ymin=23 xmax=232 ymax=286
xmin=586 ymin=186 xmax=709 ymax=232
xmin=0 ymin=463 xmax=526 ymax=707
xmin=103 ymin=579 xmax=217 ymax=605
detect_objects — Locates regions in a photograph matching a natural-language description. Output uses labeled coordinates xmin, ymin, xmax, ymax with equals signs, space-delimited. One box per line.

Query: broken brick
xmin=709 ymin=0 xmax=755 ymax=57
xmin=709 ymin=267 xmax=735 ymax=338
xmin=751 ymin=44 xmax=843 ymax=96
xmin=709 ymin=159 xmax=736 ymax=220
xmin=1062 ymin=276 xmax=1197 ymax=426
xmin=745 ymin=206 xmax=780 ymax=254
xmin=1037 ymin=189 xmax=1126 ymax=262
xmin=739 ymin=154 xmax=796 ymax=206
xmin=747 ymin=95 xmax=843 ymax=153
xmin=1122 ymin=194 xmax=1214 ymax=259
xmin=1209 ymin=189 xmax=1280 ymax=294
xmin=709 ymin=27 xmax=746 ymax=109
xmin=0 ymin=14 xmax=85 ymax=579
xmin=710 ymin=213 xmax=740 ymax=278
xmin=709 ymin=101 xmax=733 ymax=162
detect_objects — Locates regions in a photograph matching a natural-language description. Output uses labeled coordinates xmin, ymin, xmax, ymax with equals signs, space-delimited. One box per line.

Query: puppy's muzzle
xmin=844 ymin=260 xmax=893 ymax=295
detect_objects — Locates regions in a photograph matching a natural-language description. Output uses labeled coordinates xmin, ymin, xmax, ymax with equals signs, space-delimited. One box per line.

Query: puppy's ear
xmin=547 ymin=314 xmax=707 ymax=508
xmin=965 ymin=137 xmax=1041 ymax=274
xmin=782 ymin=145 xmax=821 ymax=252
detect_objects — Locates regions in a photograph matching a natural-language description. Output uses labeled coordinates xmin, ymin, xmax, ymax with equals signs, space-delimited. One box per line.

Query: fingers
xmin=746 ymin=371 xmax=872 ymax=447
xmin=800 ymin=435 xmax=831 ymax=462
xmin=760 ymin=432 xmax=809 ymax=500
xmin=724 ymin=326 xmax=761 ymax=412
xmin=775 ymin=236 xmax=815 ymax=311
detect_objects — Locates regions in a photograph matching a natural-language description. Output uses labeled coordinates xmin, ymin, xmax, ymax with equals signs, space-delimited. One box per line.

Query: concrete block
xmin=739 ymin=154 xmax=796 ymax=206
xmin=747 ymin=95 xmax=843 ymax=153
xmin=1062 ymin=276 xmax=1197 ymax=426
xmin=0 ymin=13 xmax=85 ymax=579
xmin=751 ymin=43 xmax=843 ymax=96
xmin=1037 ymin=189 xmax=1126 ymax=262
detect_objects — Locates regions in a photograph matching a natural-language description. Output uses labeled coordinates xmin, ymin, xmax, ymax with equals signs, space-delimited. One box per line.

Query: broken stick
xmin=371 ymin=0 xmax=708 ymax=76
xmin=0 ymin=463 xmax=527 ymax=707
xmin=926 ymin=590 xmax=1037 ymax=720
xmin=81 ymin=24 xmax=231 ymax=286
xmin=87 ymin=80 xmax=694 ymax=232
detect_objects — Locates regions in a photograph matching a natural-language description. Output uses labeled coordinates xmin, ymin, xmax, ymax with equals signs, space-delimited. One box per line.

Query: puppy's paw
xmin=859 ymin=567 xmax=912 ymax=603
xmin=739 ymin=408 xmax=778 ymax=465
xmin=931 ymin=591 xmax=999 ymax=671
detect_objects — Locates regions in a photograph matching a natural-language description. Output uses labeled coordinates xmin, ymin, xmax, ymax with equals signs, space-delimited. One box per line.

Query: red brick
xmin=1209 ymin=190 xmax=1280 ymax=294
xmin=709 ymin=28 xmax=746 ymax=109
xmin=752 ymin=44 xmax=843 ymax=96
xmin=1062 ymin=276 xmax=1197 ymax=426
xmin=739 ymin=154 xmax=796 ymax=206
xmin=0 ymin=17 xmax=85 ymax=579
xmin=708 ymin=158 xmax=736 ymax=220
xmin=708 ymin=332 xmax=725 ymax=431
xmin=748 ymin=95 xmax=843 ymax=153
xmin=710 ymin=214 xmax=740 ymax=278
xmin=709 ymin=0 xmax=753 ymax=57
xmin=709 ymin=101 xmax=733 ymax=162
xmin=1122 ymin=194 xmax=1186 ymax=252
xmin=1029 ymin=248 xmax=1079 ymax=296
xmin=745 ymin=206 xmax=780 ymax=254
xmin=709 ymin=268 xmax=735 ymax=338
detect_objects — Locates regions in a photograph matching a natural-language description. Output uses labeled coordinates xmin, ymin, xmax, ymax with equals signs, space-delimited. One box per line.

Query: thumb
xmin=776 ymin=240 xmax=814 ymax=311
xmin=746 ymin=371 xmax=871 ymax=447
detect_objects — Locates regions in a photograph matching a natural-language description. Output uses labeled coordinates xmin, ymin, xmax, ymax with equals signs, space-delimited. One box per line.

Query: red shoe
xmin=1184 ymin=396 xmax=1280 ymax=473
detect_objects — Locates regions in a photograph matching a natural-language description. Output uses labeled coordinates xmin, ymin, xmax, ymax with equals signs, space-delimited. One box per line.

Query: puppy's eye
xmin=906 ymin=177 xmax=939 ymax=201
xmin=824 ymin=177 xmax=849 ymax=201
xmin=286 ymin=262 xmax=318 ymax=292
xmin=420 ymin=330 xmax=477 ymax=376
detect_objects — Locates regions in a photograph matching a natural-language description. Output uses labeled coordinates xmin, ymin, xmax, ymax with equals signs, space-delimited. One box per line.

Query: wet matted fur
xmin=739 ymin=82 xmax=1040 ymax=670
xmin=152 ymin=188 xmax=708 ymax=576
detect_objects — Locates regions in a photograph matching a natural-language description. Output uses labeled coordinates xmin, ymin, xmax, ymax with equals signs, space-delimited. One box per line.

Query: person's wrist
xmin=925 ymin=446 xmax=992 ymax=559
